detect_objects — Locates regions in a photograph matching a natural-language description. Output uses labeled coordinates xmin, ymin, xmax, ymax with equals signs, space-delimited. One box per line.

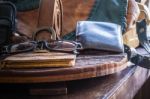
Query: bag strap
xmin=126 ymin=20 xmax=150 ymax=69
xmin=0 ymin=1 xmax=16 ymax=46
xmin=37 ymin=0 xmax=63 ymax=40
xmin=136 ymin=3 xmax=150 ymax=53
xmin=137 ymin=19 xmax=150 ymax=53
xmin=123 ymin=2 xmax=150 ymax=69
xmin=125 ymin=44 xmax=150 ymax=69
xmin=123 ymin=19 xmax=150 ymax=69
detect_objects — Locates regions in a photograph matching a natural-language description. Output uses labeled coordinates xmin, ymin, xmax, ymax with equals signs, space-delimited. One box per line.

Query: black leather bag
xmin=0 ymin=1 xmax=16 ymax=46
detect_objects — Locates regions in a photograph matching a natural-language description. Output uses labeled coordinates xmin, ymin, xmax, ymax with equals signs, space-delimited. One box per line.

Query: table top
xmin=49 ymin=66 xmax=150 ymax=99
xmin=0 ymin=51 xmax=128 ymax=83
xmin=0 ymin=65 xmax=149 ymax=99
xmin=0 ymin=48 xmax=149 ymax=99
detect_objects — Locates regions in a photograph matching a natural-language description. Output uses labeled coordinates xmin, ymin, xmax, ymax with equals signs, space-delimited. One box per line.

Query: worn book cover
xmin=0 ymin=52 xmax=76 ymax=69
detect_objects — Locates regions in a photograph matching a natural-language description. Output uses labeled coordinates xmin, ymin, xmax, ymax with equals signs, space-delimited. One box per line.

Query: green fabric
xmin=63 ymin=0 xmax=128 ymax=40
xmin=4 ymin=0 xmax=40 ymax=11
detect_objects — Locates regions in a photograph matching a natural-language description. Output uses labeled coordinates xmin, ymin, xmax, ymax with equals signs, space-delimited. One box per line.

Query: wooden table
xmin=0 ymin=65 xmax=149 ymax=99
xmin=0 ymin=49 xmax=150 ymax=99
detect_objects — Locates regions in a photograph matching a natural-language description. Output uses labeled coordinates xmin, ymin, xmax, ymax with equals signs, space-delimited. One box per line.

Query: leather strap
xmin=125 ymin=19 xmax=150 ymax=69
xmin=137 ymin=19 xmax=150 ymax=53
xmin=38 ymin=0 xmax=63 ymax=40
xmin=125 ymin=2 xmax=150 ymax=69
xmin=125 ymin=44 xmax=150 ymax=69
xmin=131 ymin=53 xmax=150 ymax=69
xmin=0 ymin=1 xmax=16 ymax=46
xmin=32 ymin=27 xmax=56 ymax=41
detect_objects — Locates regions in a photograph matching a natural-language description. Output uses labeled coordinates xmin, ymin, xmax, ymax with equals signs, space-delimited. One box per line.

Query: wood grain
xmin=29 ymin=82 xmax=67 ymax=95
xmin=1 ymin=52 xmax=76 ymax=68
xmin=0 ymin=66 xmax=149 ymax=99
xmin=0 ymin=48 xmax=149 ymax=99
xmin=0 ymin=53 xmax=128 ymax=83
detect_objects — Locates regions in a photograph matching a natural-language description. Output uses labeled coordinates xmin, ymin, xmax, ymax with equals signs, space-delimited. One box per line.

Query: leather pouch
xmin=76 ymin=21 xmax=124 ymax=52
xmin=0 ymin=1 xmax=16 ymax=46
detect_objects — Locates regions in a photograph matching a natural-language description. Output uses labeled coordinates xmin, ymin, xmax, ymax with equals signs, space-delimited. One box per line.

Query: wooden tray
xmin=0 ymin=52 xmax=128 ymax=83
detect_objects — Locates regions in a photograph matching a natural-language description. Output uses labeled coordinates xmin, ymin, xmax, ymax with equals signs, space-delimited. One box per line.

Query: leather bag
xmin=12 ymin=0 xmax=63 ymax=42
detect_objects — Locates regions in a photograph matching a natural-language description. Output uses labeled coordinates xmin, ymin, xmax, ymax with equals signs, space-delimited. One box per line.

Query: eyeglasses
xmin=0 ymin=40 xmax=82 ymax=55
xmin=0 ymin=27 xmax=82 ymax=56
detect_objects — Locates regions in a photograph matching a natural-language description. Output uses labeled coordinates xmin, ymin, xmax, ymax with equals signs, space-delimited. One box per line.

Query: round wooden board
xmin=0 ymin=53 xmax=128 ymax=83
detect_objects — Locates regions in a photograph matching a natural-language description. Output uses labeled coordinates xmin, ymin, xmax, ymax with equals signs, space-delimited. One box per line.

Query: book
xmin=0 ymin=51 xmax=76 ymax=69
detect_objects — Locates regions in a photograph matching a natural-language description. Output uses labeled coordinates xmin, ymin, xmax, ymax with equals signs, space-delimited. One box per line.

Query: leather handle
xmin=33 ymin=27 xmax=57 ymax=41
